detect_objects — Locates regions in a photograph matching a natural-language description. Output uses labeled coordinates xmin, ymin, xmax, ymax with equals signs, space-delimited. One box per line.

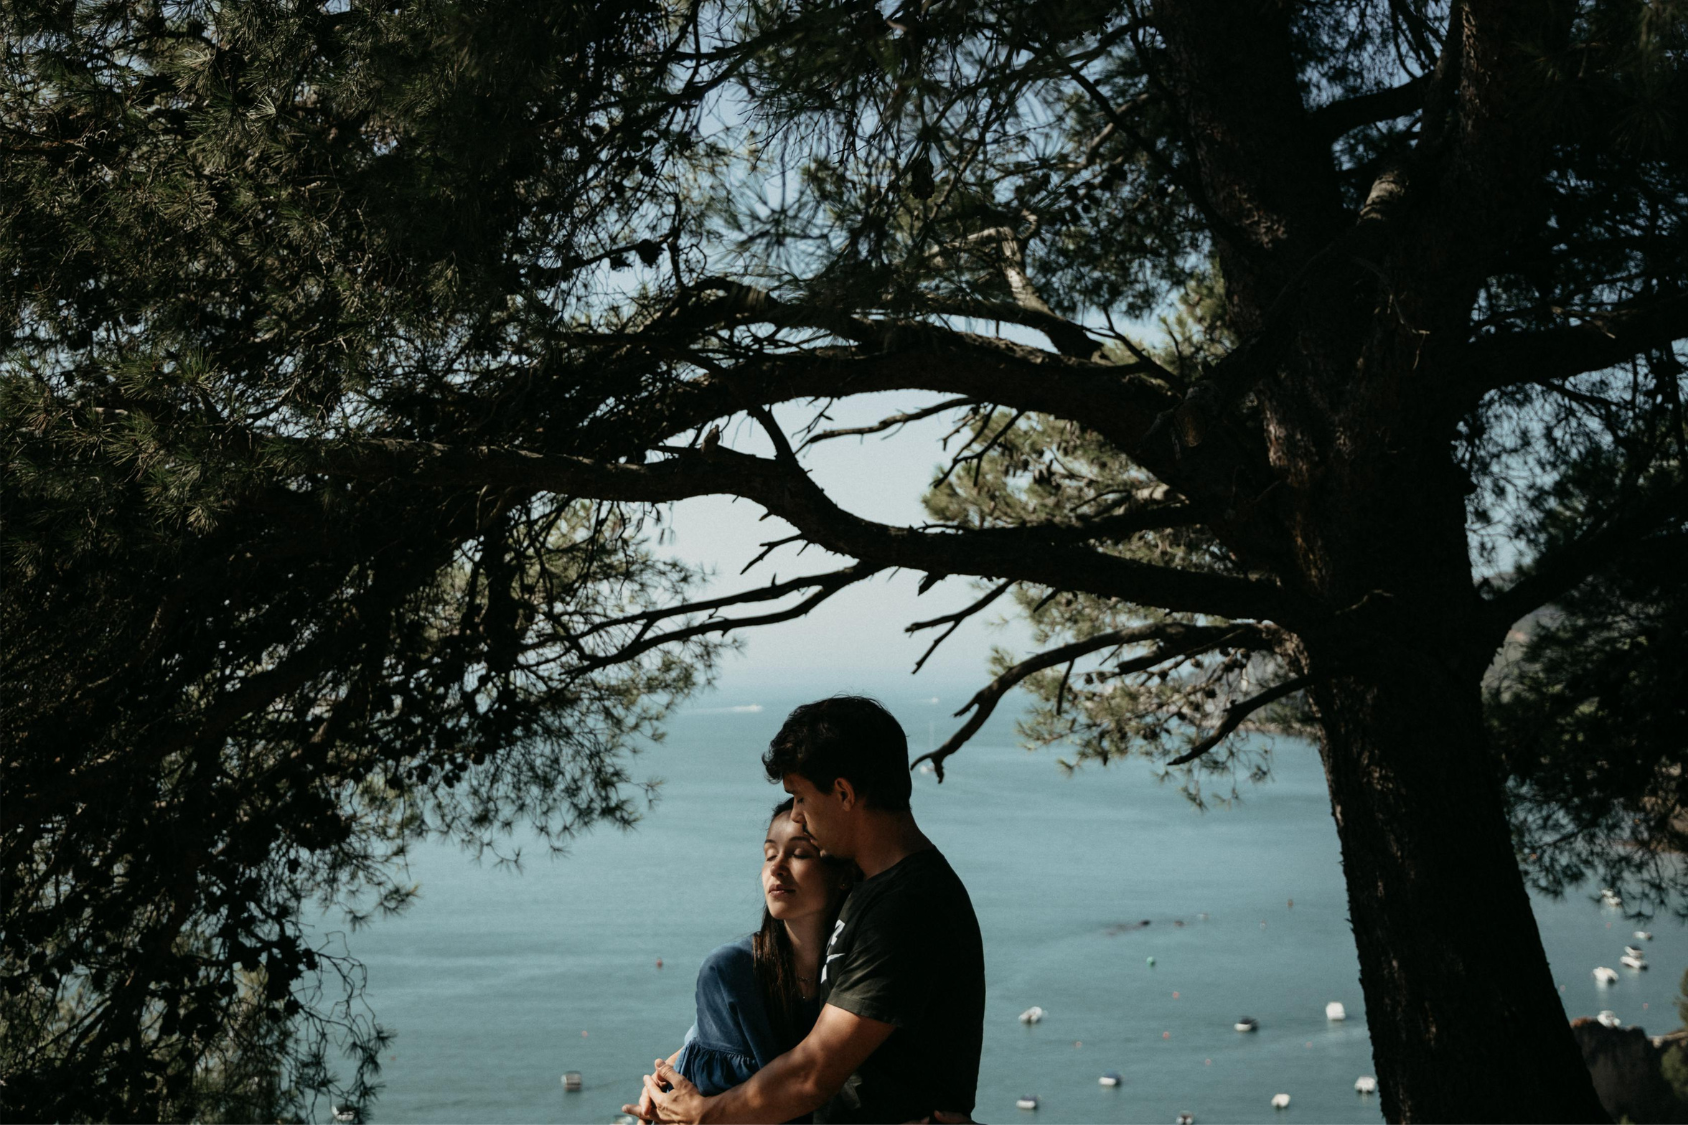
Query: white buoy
xmin=1355 ymin=1076 xmax=1377 ymax=1095
xmin=1594 ymin=966 xmax=1619 ymax=985
xmin=1622 ymin=954 xmax=1649 ymax=970
xmin=1325 ymin=1001 xmax=1347 ymax=1021
xmin=1016 ymin=1095 xmax=1039 ymax=1110
xmin=1018 ymin=1006 xmax=1045 ymax=1024
xmin=1635 ymin=930 xmax=1654 ymax=941
xmin=562 ymin=1071 xmax=583 ymax=1092
xmin=1099 ymin=1072 xmax=1122 ymax=1087
xmin=1175 ymin=1113 xmax=1196 ymax=1125
xmin=1271 ymin=1093 xmax=1291 ymax=1109
xmin=1598 ymin=1010 xmax=1622 ymax=1028
xmin=1235 ymin=1017 xmax=1260 ymax=1032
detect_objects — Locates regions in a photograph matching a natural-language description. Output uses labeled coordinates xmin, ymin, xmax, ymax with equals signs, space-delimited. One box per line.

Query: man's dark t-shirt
xmin=815 ymin=847 xmax=986 ymax=1123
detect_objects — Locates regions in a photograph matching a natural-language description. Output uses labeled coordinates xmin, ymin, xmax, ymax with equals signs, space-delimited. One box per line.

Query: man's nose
xmin=790 ymin=807 xmax=807 ymax=826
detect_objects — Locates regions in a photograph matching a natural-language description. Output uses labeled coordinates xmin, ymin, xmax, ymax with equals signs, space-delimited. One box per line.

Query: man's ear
xmin=832 ymin=776 xmax=858 ymax=811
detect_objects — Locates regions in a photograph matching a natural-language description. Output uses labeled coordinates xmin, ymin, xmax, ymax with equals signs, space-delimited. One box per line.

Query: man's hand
xmin=639 ymin=1059 xmax=706 ymax=1123
xmin=622 ymin=1047 xmax=687 ymax=1121
xmin=619 ymin=1083 xmax=658 ymax=1123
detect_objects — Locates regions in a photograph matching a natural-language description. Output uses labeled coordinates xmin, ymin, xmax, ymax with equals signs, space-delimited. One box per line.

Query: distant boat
xmin=1176 ymin=1113 xmax=1196 ymax=1125
xmin=1235 ymin=1017 xmax=1260 ymax=1032
xmin=1594 ymin=966 xmax=1619 ymax=985
xmin=562 ymin=1071 xmax=583 ymax=1092
xmin=1635 ymin=930 xmax=1654 ymax=941
xmin=1325 ymin=1001 xmax=1347 ymax=1021
xmin=1272 ymin=1093 xmax=1291 ymax=1109
xmin=332 ymin=1108 xmax=361 ymax=1124
xmin=1016 ymin=1095 xmax=1039 ymax=1110
xmin=1598 ymin=1010 xmax=1622 ymax=1028
xmin=1626 ymin=945 xmax=1646 ymax=958
xmin=1355 ymin=1076 xmax=1378 ymax=1095
xmin=1622 ymin=955 xmax=1649 ymax=970
xmin=917 ymin=762 xmax=936 ymax=774
xmin=1019 ymin=1006 xmax=1045 ymax=1024
xmin=1099 ymin=1072 xmax=1122 ymax=1087
xmin=1601 ymin=888 xmax=1623 ymax=907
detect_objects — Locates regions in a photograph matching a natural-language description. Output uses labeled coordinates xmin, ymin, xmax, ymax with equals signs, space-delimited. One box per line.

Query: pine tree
xmin=6 ymin=1 xmax=1687 ymax=1121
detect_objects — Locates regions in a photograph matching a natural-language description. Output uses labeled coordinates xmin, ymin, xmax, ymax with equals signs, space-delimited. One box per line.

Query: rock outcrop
xmin=1572 ymin=1018 xmax=1688 ymax=1124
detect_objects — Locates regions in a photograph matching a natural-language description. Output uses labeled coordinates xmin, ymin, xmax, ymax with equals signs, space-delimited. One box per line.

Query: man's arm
xmin=647 ymin=1002 xmax=895 ymax=1124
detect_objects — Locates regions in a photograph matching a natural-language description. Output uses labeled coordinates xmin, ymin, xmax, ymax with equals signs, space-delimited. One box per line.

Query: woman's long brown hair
xmin=752 ymin=799 xmax=859 ymax=1051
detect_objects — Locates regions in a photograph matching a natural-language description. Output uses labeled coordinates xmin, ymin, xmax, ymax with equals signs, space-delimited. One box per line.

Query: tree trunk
xmin=1309 ymin=649 xmax=1607 ymax=1122
xmin=1286 ymin=439 xmax=1612 ymax=1123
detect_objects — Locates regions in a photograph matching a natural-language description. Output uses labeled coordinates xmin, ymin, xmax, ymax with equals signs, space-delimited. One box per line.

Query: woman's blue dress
xmin=674 ymin=935 xmax=819 ymax=1096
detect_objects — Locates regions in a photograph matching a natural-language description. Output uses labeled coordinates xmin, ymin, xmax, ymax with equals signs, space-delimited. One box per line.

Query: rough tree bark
xmin=1151 ymin=0 xmax=1614 ymax=1117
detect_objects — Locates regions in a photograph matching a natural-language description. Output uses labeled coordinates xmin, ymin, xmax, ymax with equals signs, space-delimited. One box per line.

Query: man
xmin=631 ymin=695 xmax=986 ymax=1124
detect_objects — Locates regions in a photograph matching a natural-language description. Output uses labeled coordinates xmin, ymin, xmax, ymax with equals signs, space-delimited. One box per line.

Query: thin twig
xmin=801 ymin=397 xmax=976 ymax=448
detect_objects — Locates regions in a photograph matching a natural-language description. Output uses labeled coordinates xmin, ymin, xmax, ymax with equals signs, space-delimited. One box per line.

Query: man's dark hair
xmin=763 ymin=695 xmax=912 ymax=812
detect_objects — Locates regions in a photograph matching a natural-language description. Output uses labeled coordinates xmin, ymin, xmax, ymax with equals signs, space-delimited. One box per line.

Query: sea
xmin=307 ymin=690 xmax=1686 ymax=1124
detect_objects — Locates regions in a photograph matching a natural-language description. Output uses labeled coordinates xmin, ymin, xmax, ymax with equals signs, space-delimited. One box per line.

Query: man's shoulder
xmin=885 ymin=848 xmax=970 ymax=896
xmin=849 ymin=849 xmax=975 ymax=920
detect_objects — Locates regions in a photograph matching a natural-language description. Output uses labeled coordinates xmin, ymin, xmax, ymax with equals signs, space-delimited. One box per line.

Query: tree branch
xmin=292 ymin=438 xmax=1300 ymax=624
xmin=906 ymin=580 xmax=1015 ymax=674
xmin=564 ymin=564 xmax=884 ymax=675
xmin=801 ymin=397 xmax=976 ymax=448
xmin=910 ymin=623 xmax=1272 ymax=779
xmin=1164 ymin=674 xmax=1313 ymax=766
xmin=571 ymin=563 xmax=871 ymax=639
xmin=1484 ymin=475 xmax=1688 ymax=635
xmin=919 ymin=293 xmax=1110 ymax=362
xmin=1308 ymin=76 xmax=1429 ymax=141
xmin=1459 ymin=292 xmax=1688 ymax=400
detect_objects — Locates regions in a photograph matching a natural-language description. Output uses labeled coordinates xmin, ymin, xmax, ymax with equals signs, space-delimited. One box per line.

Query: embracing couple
xmin=623 ymin=696 xmax=985 ymax=1124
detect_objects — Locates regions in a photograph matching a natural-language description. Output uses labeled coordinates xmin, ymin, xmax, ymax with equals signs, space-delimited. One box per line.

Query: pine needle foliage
xmin=2 ymin=0 xmax=726 ymax=1118
xmin=6 ymin=0 xmax=1688 ymax=1116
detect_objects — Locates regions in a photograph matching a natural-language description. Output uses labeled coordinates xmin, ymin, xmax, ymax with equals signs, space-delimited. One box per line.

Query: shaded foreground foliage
xmin=3 ymin=0 xmax=720 ymax=1118
xmin=3 ymin=0 xmax=1686 ymax=1121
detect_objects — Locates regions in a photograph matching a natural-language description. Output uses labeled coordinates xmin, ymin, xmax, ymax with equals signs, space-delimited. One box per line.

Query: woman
xmin=625 ymin=799 xmax=857 ymax=1121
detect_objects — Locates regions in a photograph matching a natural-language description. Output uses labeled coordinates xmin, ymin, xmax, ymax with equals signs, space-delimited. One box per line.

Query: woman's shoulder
xmin=697 ymin=934 xmax=757 ymax=987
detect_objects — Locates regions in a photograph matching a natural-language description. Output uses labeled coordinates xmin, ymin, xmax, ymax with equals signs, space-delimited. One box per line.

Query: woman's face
xmin=762 ymin=812 xmax=832 ymax=922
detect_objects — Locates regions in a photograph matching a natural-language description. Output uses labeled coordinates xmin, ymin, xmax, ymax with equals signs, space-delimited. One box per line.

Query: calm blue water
xmin=308 ymin=693 xmax=1687 ymax=1124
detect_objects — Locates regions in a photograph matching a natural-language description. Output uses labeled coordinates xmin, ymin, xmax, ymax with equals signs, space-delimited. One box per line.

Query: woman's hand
xmin=636 ymin=1058 xmax=706 ymax=1123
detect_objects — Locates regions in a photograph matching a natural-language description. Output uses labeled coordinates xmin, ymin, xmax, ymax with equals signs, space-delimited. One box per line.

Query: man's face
xmin=782 ymin=773 xmax=851 ymax=858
